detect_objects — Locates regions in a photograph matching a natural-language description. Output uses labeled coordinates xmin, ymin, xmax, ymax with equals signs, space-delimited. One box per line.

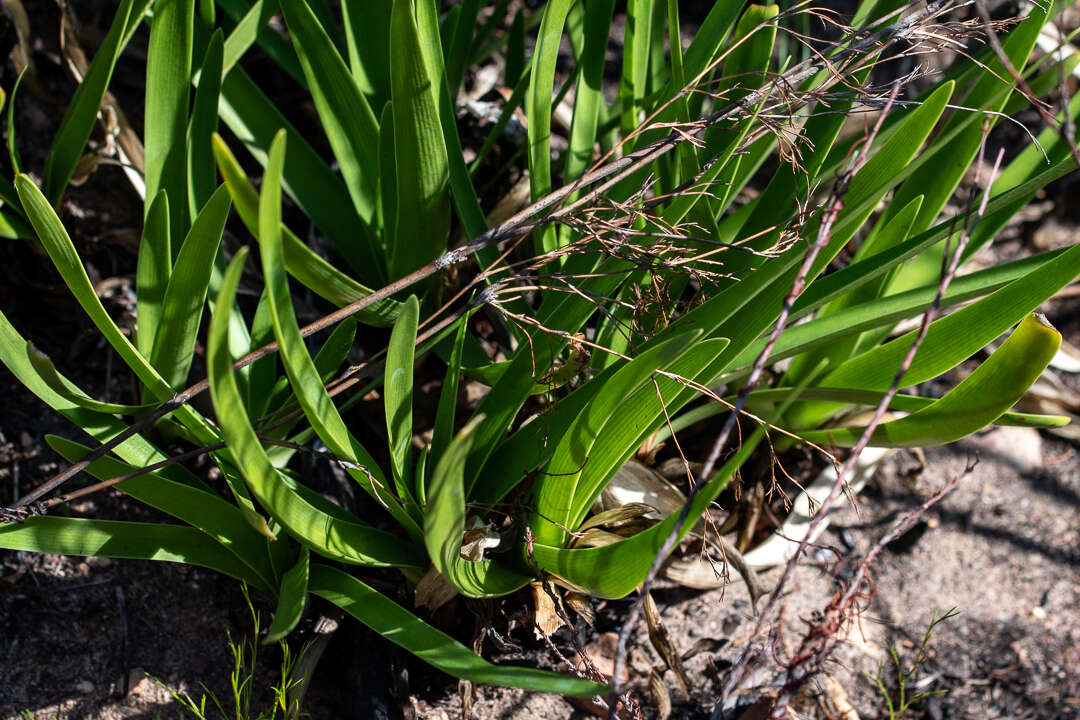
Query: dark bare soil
xmin=2 ymin=3 xmax=1079 ymax=720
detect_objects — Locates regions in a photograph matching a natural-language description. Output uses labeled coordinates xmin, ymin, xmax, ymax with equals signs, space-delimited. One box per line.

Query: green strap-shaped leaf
xmin=136 ymin=191 xmax=171 ymax=361
xmin=256 ymin=132 xmax=423 ymax=540
xmin=814 ymin=241 xmax=1080 ymax=397
xmin=386 ymin=295 xmax=419 ymax=500
xmin=217 ymin=67 xmax=381 ymax=281
xmin=725 ymin=246 xmax=1067 ymax=378
xmin=0 ymin=112 xmax=31 ymax=238
xmin=526 ymin=0 xmax=573 ymax=254
xmin=699 ymin=4 xmax=778 ymax=180
xmin=466 ymin=256 xmax=628 ymax=495
xmin=207 ymin=245 xmax=425 ymax=568
xmin=414 ymin=0 xmax=487 ymax=241
xmin=7 ymin=69 xmax=25 ymax=175
xmin=241 ymin=289 xmax=277 ymax=419
xmin=144 ymin=0 xmax=195 ymax=246
xmin=430 ymin=313 xmax=470 ymax=471
xmin=718 ymin=63 xmax=873 ymax=255
xmin=533 ymin=426 xmax=763 ymax=599
xmin=800 ymin=314 xmax=1061 ymax=447
xmin=280 ymin=0 xmax=380 ymax=228
xmin=881 ymin=4 xmax=1048 ymax=293
xmin=424 ymin=416 xmax=531 ymax=597
xmin=378 ymin=100 xmax=397 ymax=257
xmin=823 ymin=80 xmax=953 ymax=247
xmin=739 ymin=389 xmax=1068 ymax=430
xmin=26 ymin=343 xmax=153 ymax=415
xmin=217 ymin=0 xmax=304 ymax=83
xmin=444 ymin=0 xmax=480 ymax=101
xmin=967 ymin=91 xmax=1080 ymax=260
xmin=531 ymin=373 xmax=813 ymax=598
xmin=211 ymin=453 xmax=285 ymax=541
xmin=0 ymin=310 xmax=218 ymax=518
xmin=17 ymin=175 xmax=220 ymax=445
xmin=211 ymin=134 xmax=400 ymax=325
xmin=789 ymin=159 xmax=1079 ymax=321
xmin=783 ymin=195 xmax=925 ymax=384
xmin=0 ymin=517 xmax=265 ymax=588
xmin=414 ymin=445 xmax=429 ymax=506
xmin=665 ymin=11 xmax=781 ymax=225
xmin=0 ymin=309 xmax=207 ymax=489
xmin=187 ymin=29 xmax=223 ymax=219
xmin=0 ymin=84 xmax=16 ymax=207
xmin=644 ymin=84 xmax=953 ymax=385
xmin=46 ymin=435 xmax=282 ymax=590
xmin=620 ymin=0 xmax=658 ymax=141
xmin=149 ymin=184 xmax=232 ymax=389
xmin=720 ymin=76 xmax=954 ymax=280
xmin=309 ymin=564 xmax=604 ymax=695
xmin=530 ymin=331 xmax=719 ymax=546
xmin=388 ymin=0 xmax=451 ymax=279
xmin=564 ymin=0 xmax=615 ymax=190
xmin=341 ymin=0 xmax=391 ymax=108
xmin=264 ymin=547 xmax=309 ymax=643
xmin=256 ymin=314 xmax=356 ymax=436
xmin=44 ymin=0 xmax=152 ymax=205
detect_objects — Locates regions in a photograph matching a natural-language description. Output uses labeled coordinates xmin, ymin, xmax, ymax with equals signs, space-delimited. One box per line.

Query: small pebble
xmin=75 ymin=680 xmax=94 ymax=694
xmin=1031 ymin=606 xmax=1047 ymax=619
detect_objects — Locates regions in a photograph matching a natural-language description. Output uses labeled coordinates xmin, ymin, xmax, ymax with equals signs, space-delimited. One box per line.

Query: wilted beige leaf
xmin=414 ymin=565 xmax=458 ymax=611
xmin=643 ymin=593 xmax=691 ymax=697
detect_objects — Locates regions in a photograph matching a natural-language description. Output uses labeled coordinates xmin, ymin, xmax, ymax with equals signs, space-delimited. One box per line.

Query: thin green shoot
xmin=869 ymin=608 xmax=959 ymax=719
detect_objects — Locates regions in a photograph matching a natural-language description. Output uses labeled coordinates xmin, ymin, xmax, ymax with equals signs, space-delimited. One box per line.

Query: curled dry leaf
xmin=59 ymin=2 xmax=146 ymax=196
xmin=662 ymin=536 xmax=766 ymax=611
xmin=69 ymin=152 xmax=103 ymax=188
xmin=822 ymin=675 xmax=860 ymax=720
xmin=655 ymin=456 xmax=702 ymax=481
xmin=530 ymin=581 xmax=562 ymax=637
xmin=1014 ymin=371 xmax=1080 ymax=440
xmin=735 ymin=481 xmax=764 ymax=553
xmin=570 ymin=527 xmax=628 ymax=549
xmin=414 ymin=564 xmax=458 ymax=611
xmin=578 ymin=502 xmax=660 ymax=534
xmin=585 ymin=460 xmax=766 ymax=597
xmin=459 ymin=517 xmax=501 ymax=561
xmin=643 ymin=592 xmax=691 ymax=697
xmin=1 ymin=0 xmax=32 ymax=73
xmin=679 ymin=636 xmax=729 ymax=661
xmin=648 ymin=668 xmax=672 ymax=720
xmin=564 ymin=591 xmax=595 ymax=625
xmin=592 ymin=460 xmax=686 ymax=515
xmin=1049 ymin=339 xmax=1080 ymax=373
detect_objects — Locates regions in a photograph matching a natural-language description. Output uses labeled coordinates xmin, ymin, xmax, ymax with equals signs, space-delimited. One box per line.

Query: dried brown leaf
xmin=564 ymin=591 xmax=595 ymax=626
xmin=578 ymin=502 xmax=660 ymax=534
xmin=648 ymin=669 xmax=671 ymax=720
xmin=822 ymin=675 xmax=860 ymax=720
xmin=414 ymin=565 xmax=458 ymax=611
xmin=531 ymin=581 xmax=562 ymax=636
xmin=643 ymin=592 xmax=691 ymax=697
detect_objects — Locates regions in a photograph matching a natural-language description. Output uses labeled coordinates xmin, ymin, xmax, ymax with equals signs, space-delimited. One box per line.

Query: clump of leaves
xmin=0 ymin=0 xmax=1077 ymax=707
